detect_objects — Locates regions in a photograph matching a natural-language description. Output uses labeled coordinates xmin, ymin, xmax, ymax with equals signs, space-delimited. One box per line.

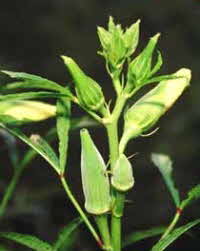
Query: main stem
xmin=106 ymin=93 xmax=127 ymax=251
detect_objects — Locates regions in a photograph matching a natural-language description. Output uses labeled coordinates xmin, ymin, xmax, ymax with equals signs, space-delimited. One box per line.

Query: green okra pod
xmin=80 ymin=129 xmax=111 ymax=215
xmin=111 ymin=154 xmax=134 ymax=192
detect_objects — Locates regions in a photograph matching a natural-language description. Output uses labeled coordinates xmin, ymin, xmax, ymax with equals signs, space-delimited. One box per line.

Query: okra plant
xmin=0 ymin=16 xmax=199 ymax=251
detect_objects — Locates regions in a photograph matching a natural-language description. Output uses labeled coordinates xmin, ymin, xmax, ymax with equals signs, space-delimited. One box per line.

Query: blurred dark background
xmin=0 ymin=0 xmax=200 ymax=250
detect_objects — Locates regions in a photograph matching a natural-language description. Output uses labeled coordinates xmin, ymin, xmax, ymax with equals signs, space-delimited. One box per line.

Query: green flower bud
xmin=62 ymin=56 xmax=105 ymax=111
xmin=126 ymin=34 xmax=160 ymax=92
xmin=80 ymin=129 xmax=111 ymax=215
xmin=0 ymin=100 xmax=56 ymax=122
xmin=111 ymin=154 xmax=134 ymax=192
xmin=120 ymin=68 xmax=191 ymax=153
xmin=123 ymin=19 xmax=140 ymax=57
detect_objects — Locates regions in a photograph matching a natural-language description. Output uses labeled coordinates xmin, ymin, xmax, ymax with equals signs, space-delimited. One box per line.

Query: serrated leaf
xmin=1 ymin=71 xmax=73 ymax=98
xmin=151 ymin=153 xmax=180 ymax=207
xmin=180 ymin=184 xmax=200 ymax=210
xmin=123 ymin=226 xmax=165 ymax=247
xmin=0 ymin=124 xmax=60 ymax=173
xmin=0 ymin=91 xmax=66 ymax=102
xmin=56 ymin=98 xmax=71 ymax=173
xmin=151 ymin=219 xmax=200 ymax=251
xmin=53 ymin=218 xmax=82 ymax=250
xmin=0 ymin=232 xmax=52 ymax=251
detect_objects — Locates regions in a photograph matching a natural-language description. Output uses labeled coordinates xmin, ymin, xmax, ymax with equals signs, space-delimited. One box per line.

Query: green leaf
xmin=0 ymin=91 xmax=66 ymax=102
xmin=0 ymin=232 xmax=52 ymax=251
xmin=123 ymin=226 xmax=166 ymax=247
xmin=180 ymin=184 xmax=200 ymax=210
xmin=151 ymin=153 xmax=180 ymax=207
xmin=151 ymin=219 xmax=200 ymax=251
xmin=0 ymin=124 xmax=60 ymax=173
xmin=1 ymin=70 xmax=73 ymax=98
xmin=53 ymin=218 xmax=82 ymax=250
xmin=0 ymin=115 xmax=29 ymax=125
xmin=56 ymin=98 xmax=71 ymax=173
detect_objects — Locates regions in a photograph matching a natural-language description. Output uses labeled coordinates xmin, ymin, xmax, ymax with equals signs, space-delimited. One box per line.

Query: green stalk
xmin=105 ymin=93 xmax=127 ymax=251
xmin=160 ymin=210 xmax=181 ymax=240
xmin=106 ymin=122 xmax=121 ymax=251
xmin=0 ymin=166 xmax=23 ymax=218
xmin=60 ymin=177 xmax=102 ymax=247
xmin=95 ymin=215 xmax=112 ymax=250
xmin=0 ymin=149 xmax=36 ymax=219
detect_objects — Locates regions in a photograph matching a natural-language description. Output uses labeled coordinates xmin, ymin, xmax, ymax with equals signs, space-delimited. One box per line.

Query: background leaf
xmin=151 ymin=219 xmax=200 ymax=251
xmin=56 ymin=98 xmax=71 ymax=173
xmin=53 ymin=218 xmax=82 ymax=250
xmin=0 ymin=92 xmax=66 ymax=102
xmin=1 ymin=71 xmax=73 ymax=97
xmin=0 ymin=232 xmax=52 ymax=251
xmin=0 ymin=124 xmax=60 ymax=173
xmin=151 ymin=153 xmax=180 ymax=207
xmin=122 ymin=226 xmax=166 ymax=247
xmin=180 ymin=184 xmax=200 ymax=210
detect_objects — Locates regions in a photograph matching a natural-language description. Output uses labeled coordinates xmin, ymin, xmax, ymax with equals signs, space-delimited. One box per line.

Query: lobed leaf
xmin=151 ymin=153 xmax=180 ymax=207
xmin=0 ymin=232 xmax=52 ymax=251
xmin=151 ymin=219 xmax=200 ymax=251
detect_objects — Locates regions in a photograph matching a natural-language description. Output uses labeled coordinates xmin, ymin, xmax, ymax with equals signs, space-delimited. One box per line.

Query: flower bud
xmin=62 ymin=56 xmax=105 ymax=111
xmin=0 ymin=100 xmax=56 ymax=122
xmin=126 ymin=34 xmax=160 ymax=93
xmin=80 ymin=129 xmax=111 ymax=215
xmin=120 ymin=68 xmax=191 ymax=153
xmin=111 ymin=154 xmax=134 ymax=192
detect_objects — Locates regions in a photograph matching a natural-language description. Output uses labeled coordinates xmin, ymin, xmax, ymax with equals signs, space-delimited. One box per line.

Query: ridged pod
xmin=80 ymin=129 xmax=111 ymax=215
xmin=62 ymin=56 xmax=105 ymax=111
xmin=120 ymin=68 xmax=191 ymax=153
xmin=111 ymin=154 xmax=134 ymax=192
